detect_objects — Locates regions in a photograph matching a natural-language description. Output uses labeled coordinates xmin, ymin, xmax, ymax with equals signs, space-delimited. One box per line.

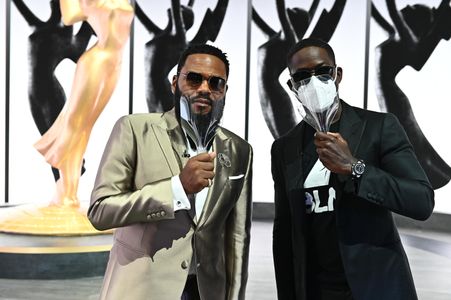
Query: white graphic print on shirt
xmin=304 ymin=159 xmax=336 ymax=214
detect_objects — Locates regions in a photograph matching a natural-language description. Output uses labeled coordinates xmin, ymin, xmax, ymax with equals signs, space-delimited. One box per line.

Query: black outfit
xmin=181 ymin=275 xmax=201 ymax=300
xmin=271 ymin=100 xmax=434 ymax=300
xmin=302 ymin=122 xmax=352 ymax=300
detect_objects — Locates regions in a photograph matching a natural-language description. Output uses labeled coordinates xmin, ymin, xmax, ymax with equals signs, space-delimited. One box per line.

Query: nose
xmin=197 ymin=78 xmax=211 ymax=93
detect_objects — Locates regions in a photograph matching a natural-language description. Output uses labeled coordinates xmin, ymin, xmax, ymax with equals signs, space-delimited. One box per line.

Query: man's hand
xmin=314 ymin=132 xmax=356 ymax=174
xmin=180 ymin=152 xmax=216 ymax=194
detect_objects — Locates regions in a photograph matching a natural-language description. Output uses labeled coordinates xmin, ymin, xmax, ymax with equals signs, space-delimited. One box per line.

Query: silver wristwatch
xmin=351 ymin=159 xmax=365 ymax=179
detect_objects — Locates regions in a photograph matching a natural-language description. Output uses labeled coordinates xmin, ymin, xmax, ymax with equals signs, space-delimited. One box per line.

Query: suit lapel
xmin=338 ymin=101 xmax=366 ymax=156
xmin=197 ymin=128 xmax=230 ymax=227
xmin=149 ymin=110 xmax=184 ymax=176
xmin=161 ymin=111 xmax=198 ymax=224
xmin=286 ymin=122 xmax=306 ymax=191
xmin=333 ymin=101 xmax=367 ymax=194
xmin=158 ymin=109 xmax=190 ymax=173
xmin=166 ymin=127 xmax=190 ymax=170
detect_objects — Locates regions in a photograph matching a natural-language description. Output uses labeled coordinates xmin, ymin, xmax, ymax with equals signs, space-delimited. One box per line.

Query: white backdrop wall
xmin=1 ymin=0 xmax=451 ymax=214
xmin=368 ymin=0 xmax=451 ymax=214
xmin=9 ymin=1 xmax=54 ymax=206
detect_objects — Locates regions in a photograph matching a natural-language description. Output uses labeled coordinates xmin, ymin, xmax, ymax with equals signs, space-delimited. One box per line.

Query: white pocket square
xmin=228 ymin=174 xmax=244 ymax=180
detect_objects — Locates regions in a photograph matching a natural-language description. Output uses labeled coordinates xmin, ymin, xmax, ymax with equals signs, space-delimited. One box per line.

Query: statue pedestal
xmin=0 ymin=204 xmax=113 ymax=279
xmin=0 ymin=204 xmax=109 ymax=236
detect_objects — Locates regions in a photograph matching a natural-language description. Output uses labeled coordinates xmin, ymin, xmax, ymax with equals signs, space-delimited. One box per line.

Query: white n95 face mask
xmin=179 ymin=95 xmax=225 ymax=153
xmin=292 ymin=75 xmax=339 ymax=132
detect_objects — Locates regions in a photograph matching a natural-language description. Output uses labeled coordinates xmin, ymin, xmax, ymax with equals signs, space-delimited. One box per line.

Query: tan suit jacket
xmin=89 ymin=109 xmax=253 ymax=300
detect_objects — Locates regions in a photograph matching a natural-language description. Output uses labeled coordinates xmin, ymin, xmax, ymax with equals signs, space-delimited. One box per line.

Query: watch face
xmin=352 ymin=160 xmax=365 ymax=177
xmin=354 ymin=163 xmax=365 ymax=175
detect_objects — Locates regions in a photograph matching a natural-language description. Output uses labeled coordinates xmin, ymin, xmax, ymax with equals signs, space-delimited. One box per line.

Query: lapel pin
xmin=218 ymin=153 xmax=231 ymax=168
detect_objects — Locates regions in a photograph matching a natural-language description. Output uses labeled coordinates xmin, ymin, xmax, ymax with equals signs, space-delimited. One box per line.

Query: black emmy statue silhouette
xmin=252 ymin=0 xmax=346 ymax=139
xmin=372 ymin=0 xmax=451 ymax=189
xmin=134 ymin=0 xmax=228 ymax=112
xmin=12 ymin=0 xmax=92 ymax=181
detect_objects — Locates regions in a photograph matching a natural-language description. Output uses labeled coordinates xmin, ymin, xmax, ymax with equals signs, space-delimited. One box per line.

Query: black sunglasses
xmin=290 ymin=65 xmax=336 ymax=83
xmin=178 ymin=72 xmax=226 ymax=93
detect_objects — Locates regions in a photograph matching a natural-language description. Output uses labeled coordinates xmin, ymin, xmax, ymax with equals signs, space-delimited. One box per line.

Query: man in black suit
xmin=271 ymin=38 xmax=434 ymax=300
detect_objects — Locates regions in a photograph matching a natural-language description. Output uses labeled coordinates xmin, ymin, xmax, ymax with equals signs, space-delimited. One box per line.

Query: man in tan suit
xmin=88 ymin=44 xmax=253 ymax=300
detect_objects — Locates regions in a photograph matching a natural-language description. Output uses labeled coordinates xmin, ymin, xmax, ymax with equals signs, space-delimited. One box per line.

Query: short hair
xmin=177 ymin=44 xmax=230 ymax=77
xmin=286 ymin=38 xmax=336 ymax=68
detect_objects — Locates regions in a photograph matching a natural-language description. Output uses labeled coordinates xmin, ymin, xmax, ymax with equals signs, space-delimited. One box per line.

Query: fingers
xmin=209 ymin=151 xmax=217 ymax=160
xmin=314 ymin=132 xmax=345 ymax=147
xmin=194 ymin=151 xmax=216 ymax=162
xmin=196 ymin=169 xmax=215 ymax=180
xmin=180 ymin=152 xmax=216 ymax=194
xmin=196 ymin=161 xmax=214 ymax=171
xmin=327 ymin=132 xmax=346 ymax=143
xmin=314 ymin=131 xmax=341 ymax=141
xmin=314 ymin=132 xmax=354 ymax=174
xmin=189 ymin=155 xmax=215 ymax=171
xmin=187 ymin=162 xmax=215 ymax=180
xmin=314 ymin=132 xmax=334 ymax=148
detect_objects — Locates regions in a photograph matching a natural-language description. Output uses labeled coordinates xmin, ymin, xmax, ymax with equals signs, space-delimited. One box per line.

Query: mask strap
xmin=333 ymin=65 xmax=338 ymax=82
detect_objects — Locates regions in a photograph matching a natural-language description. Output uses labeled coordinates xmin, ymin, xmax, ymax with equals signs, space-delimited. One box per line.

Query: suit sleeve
xmin=355 ymin=113 xmax=434 ymax=220
xmin=88 ymin=116 xmax=175 ymax=230
xmin=225 ymin=144 xmax=253 ymax=300
xmin=271 ymin=140 xmax=297 ymax=300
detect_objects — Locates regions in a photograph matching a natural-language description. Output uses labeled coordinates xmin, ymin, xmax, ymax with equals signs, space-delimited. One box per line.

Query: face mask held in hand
xmin=291 ymin=72 xmax=339 ymax=132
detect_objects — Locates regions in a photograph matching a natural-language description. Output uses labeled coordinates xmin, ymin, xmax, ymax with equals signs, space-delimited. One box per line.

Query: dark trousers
xmin=308 ymin=288 xmax=354 ymax=300
xmin=181 ymin=275 xmax=200 ymax=300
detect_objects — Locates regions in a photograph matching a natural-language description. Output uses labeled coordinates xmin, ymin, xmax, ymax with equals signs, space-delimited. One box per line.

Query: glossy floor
xmin=0 ymin=221 xmax=450 ymax=300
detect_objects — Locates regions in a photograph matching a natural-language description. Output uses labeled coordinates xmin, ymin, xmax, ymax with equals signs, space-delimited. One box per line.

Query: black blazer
xmin=271 ymin=100 xmax=434 ymax=300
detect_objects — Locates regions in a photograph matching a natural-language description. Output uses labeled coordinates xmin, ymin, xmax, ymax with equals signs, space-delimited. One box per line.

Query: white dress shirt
xmin=171 ymin=136 xmax=210 ymax=220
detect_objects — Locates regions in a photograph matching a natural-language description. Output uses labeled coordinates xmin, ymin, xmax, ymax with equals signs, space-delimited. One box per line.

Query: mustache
xmin=190 ymin=95 xmax=213 ymax=105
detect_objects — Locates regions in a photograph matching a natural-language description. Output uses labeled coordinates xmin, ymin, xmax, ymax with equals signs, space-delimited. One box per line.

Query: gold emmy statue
xmin=0 ymin=0 xmax=134 ymax=236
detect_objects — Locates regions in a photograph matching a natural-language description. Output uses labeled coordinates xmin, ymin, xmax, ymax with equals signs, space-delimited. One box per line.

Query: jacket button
xmin=156 ymin=212 xmax=161 ymax=217
xmin=181 ymin=260 xmax=189 ymax=269
xmin=146 ymin=214 xmax=151 ymax=220
xmin=161 ymin=211 xmax=166 ymax=217
xmin=151 ymin=213 xmax=156 ymax=218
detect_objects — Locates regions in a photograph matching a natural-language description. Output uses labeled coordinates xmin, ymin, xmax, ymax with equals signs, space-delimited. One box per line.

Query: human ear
xmin=171 ymin=75 xmax=178 ymax=94
xmin=336 ymin=67 xmax=343 ymax=84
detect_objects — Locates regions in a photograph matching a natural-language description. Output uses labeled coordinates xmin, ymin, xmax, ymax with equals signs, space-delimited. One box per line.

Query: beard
xmin=173 ymin=85 xmax=224 ymax=149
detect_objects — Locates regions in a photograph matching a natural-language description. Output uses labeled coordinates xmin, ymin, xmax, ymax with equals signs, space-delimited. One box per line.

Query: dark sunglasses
xmin=290 ymin=65 xmax=336 ymax=84
xmin=178 ymin=72 xmax=226 ymax=93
